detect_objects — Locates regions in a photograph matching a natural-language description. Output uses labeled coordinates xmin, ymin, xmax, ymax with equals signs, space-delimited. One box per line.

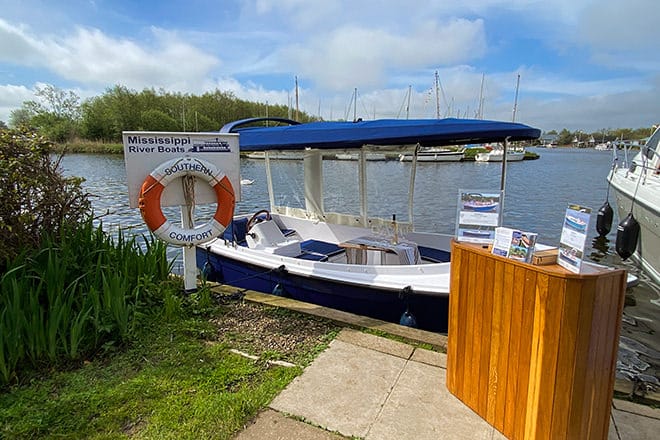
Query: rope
xmin=182 ymin=173 xmax=196 ymax=229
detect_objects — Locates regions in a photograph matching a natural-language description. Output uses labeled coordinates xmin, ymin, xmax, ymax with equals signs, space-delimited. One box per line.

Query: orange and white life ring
xmin=138 ymin=156 xmax=235 ymax=246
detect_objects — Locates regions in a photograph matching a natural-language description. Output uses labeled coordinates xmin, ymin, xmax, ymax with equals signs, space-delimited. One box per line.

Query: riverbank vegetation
xmin=7 ymin=84 xmax=318 ymax=144
xmin=2 ymin=84 xmax=654 ymax=148
xmin=0 ymin=127 xmax=339 ymax=438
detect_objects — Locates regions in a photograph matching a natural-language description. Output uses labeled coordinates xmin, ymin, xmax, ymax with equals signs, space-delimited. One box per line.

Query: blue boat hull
xmin=196 ymin=248 xmax=449 ymax=333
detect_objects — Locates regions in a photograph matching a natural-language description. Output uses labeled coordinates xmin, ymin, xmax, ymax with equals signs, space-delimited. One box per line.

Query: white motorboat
xmin=196 ymin=117 xmax=541 ymax=332
xmin=608 ymin=125 xmax=660 ymax=284
xmin=475 ymin=145 xmax=526 ymax=162
xmin=398 ymin=147 xmax=465 ymax=162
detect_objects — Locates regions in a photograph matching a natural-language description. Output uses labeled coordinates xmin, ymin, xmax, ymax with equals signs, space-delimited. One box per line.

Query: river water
xmin=59 ymin=148 xmax=659 ymax=392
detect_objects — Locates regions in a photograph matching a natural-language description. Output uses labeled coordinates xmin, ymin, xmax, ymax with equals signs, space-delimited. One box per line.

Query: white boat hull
xmin=197 ymin=213 xmax=453 ymax=332
xmin=609 ymin=164 xmax=660 ymax=284
xmin=475 ymin=150 xmax=525 ymax=162
xmin=399 ymin=150 xmax=464 ymax=162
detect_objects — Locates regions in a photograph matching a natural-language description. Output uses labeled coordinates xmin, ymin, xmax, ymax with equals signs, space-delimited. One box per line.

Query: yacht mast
xmin=477 ymin=73 xmax=485 ymax=119
xmin=512 ymin=74 xmax=520 ymax=122
xmin=435 ymin=71 xmax=441 ymax=119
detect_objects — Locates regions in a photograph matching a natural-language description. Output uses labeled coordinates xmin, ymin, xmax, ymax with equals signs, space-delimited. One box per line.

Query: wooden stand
xmin=446 ymin=241 xmax=626 ymax=440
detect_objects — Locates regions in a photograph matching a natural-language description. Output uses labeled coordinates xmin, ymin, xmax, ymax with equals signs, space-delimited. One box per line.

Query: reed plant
xmin=0 ymin=217 xmax=174 ymax=385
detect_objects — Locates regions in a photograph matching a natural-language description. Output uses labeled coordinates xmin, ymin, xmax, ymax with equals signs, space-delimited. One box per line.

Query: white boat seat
xmin=246 ymin=220 xmax=301 ymax=257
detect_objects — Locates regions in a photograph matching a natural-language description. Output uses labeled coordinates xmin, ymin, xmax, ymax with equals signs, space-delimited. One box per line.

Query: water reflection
xmin=589 ymin=235 xmax=611 ymax=261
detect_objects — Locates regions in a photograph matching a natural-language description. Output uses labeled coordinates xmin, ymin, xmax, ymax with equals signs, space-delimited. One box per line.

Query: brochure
xmin=491 ymin=227 xmax=538 ymax=263
xmin=557 ymin=204 xmax=592 ymax=273
xmin=455 ymin=190 xmax=503 ymax=244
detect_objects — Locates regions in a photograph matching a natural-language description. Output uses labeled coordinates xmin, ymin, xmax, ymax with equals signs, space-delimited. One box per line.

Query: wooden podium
xmin=446 ymin=241 xmax=626 ymax=440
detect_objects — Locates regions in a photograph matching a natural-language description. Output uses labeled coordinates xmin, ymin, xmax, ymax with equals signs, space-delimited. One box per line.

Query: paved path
xmin=235 ymin=328 xmax=660 ymax=440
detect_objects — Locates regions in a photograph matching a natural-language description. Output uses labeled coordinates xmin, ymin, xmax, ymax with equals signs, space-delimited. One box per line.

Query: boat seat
xmin=246 ymin=220 xmax=301 ymax=257
xmin=298 ymin=240 xmax=345 ymax=261
xmin=223 ymin=218 xmax=249 ymax=245
xmin=222 ymin=218 xmax=296 ymax=246
xmin=418 ymin=246 xmax=451 ymax=263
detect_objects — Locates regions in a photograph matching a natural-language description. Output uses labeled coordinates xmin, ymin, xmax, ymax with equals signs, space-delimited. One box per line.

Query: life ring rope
xmin=138 ymin=156 xmax=235 ymax=246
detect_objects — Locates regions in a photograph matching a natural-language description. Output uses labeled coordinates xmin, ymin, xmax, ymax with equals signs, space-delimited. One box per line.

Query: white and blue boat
xmin=196 ymin=117 xmax=540 ymax=332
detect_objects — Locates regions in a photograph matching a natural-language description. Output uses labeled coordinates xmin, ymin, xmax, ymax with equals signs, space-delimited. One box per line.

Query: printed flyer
xmin=557 ymin=204 xmax=592 ymax=273
xmin=491 ymin=227 xmax=538 ymax=263
xmin=455 ymin=190 xmax=503 ymax=244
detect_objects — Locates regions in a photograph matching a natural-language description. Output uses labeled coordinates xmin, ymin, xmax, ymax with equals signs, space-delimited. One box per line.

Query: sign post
xmin=122 ymin=132 xmax=240 ymax=291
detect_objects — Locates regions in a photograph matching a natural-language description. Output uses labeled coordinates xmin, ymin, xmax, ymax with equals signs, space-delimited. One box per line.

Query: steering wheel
xmin=246 ymin=209 xmax=271 ymax=231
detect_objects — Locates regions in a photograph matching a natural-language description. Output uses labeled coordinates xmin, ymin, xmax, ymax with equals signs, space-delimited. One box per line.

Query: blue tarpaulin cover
xmin=221 ymin=117 xmax=541 ymax=151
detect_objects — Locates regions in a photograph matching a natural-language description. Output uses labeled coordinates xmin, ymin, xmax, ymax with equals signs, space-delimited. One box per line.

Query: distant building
xmin=540 ymin=134 xmax=558 ymax=147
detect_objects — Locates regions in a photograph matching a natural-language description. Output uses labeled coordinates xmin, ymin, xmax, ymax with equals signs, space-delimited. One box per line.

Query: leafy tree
xmin=9 ymin=85 xmax=82 ymax=142
xmin=140 ymin=109 xmax=179 ymax=131
xmin=9 ymin=107 xmax=35 ymax=128
xmin=557 ymin=128 xmax=573 ymax=145
xmin=0 ymin=127 xmax=91 ymax=268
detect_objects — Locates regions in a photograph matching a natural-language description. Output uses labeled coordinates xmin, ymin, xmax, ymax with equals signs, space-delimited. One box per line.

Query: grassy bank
xmin=58 ymin=140 xmax=124 ymax=154
xmin=0 ymin=297 xmax=339 ymax=439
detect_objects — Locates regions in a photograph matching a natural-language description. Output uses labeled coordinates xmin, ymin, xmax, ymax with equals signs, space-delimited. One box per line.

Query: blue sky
xmin=0 ymin=0 xmax=657 ymax=132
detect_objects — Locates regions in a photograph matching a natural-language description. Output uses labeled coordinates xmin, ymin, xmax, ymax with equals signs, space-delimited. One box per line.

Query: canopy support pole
xmin=408 ymin=144 xmax=420 ymax=225
xmin=359 ymin=150 xmax=368 ymax=226
xmin=499 ymin=137 xmax=510 ymax=212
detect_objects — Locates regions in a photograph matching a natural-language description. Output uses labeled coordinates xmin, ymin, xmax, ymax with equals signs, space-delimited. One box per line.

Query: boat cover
xmin=221 ymin=118 xmax=541 ymax=151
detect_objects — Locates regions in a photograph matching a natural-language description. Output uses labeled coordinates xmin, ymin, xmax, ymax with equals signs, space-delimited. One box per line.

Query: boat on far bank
xmin=475 ymin=145 xmax=526 ymax=162
xmin=608 ymin=124 xmax=660 ymax=284
xmin=398 ymin=147 xmax=465 ymax=162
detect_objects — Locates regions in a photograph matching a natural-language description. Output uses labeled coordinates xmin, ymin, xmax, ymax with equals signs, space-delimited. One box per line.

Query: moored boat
xmin=475 ymin=145 xmax=526 ymax=162
xmin=608 ymin=125 xmax=660 ymax=284
xmin=196 ymin=117 xmax=541 ymax=332
xmin=398 ymin=147 xmax=465 ymax=162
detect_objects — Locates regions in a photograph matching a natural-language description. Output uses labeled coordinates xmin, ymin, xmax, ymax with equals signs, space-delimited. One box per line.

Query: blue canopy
xmin=220 ymin=117 xmax=541 ymax=151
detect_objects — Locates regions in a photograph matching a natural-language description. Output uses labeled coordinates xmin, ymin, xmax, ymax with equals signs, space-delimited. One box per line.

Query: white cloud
xmin=281 ymin=18 xmax=485 ymax=92
xmin=0 ymin=19 xmax=219 ymax=91
xmin=0 ymin=84 xmax=34 ymax=122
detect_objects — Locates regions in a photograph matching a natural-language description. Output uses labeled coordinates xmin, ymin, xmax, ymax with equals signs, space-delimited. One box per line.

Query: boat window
xmin=366 ymin=159 xmax=412 ymax=224
xmin=269 ymin=157 xmax=306 ymax=210
xmin=323 ymin=155 xmax=360 ymax=217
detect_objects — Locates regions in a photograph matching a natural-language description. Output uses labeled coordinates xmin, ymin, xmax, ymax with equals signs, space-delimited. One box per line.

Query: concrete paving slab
xmin=411 ymin=347 xmax=446 ymax=368
xmin=611 ymin=408 xmax=660 ymax=440
xmin=612 ymin=399 xmax=660 ymax=420
xmin=367 ymin=360 xmax=495 ymax=440
xmin=336 ymin=328 xmax=414 ymax=359
xmin=234 ymin=409 xmax=344 ymax=440
xmin=270 ymin=338 xmax=406 ymax=438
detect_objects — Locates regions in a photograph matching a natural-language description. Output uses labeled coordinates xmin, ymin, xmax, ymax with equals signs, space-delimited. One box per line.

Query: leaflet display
xmin=557 ymin=204 xmax=592 ymax=274
xmin=455 ymin=190 xmax=503 ymax=244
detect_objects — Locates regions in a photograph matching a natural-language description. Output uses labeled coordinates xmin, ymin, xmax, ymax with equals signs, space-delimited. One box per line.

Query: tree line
xmin=545 ymin=127 xmax=654 ymax=146
xmin=5 ymin=84 xmax=317 ymax=143
xmin=2 ymin=84 xmax=654 ymax=144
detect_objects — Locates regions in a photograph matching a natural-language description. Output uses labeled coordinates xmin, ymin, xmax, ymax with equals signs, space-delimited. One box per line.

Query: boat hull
xmin=475 ymin=151 xmax=525 ymax=162
xmin=609 ymin=168 xmax=660 ymax=284
xmin=196 ymin=244 xmax=450 ymax=333
xmin=399 ymin=149 xmax=464 ymax=162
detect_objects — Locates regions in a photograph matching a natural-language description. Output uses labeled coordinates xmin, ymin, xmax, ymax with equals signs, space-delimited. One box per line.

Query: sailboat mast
xmin=353 ymin=87 xmax=357 ymax=122
xmin=406 ymin=85 xmax=412 ymax=120
xmin=477 ymin=73 xmax=485 ymax=119
xmin=435 ymin=71 xmax=441 ymax=119
xmin=512 ymin=74 xmax=520 ymax=122
xmin=295 ymin=76 xmax=299 ymax=121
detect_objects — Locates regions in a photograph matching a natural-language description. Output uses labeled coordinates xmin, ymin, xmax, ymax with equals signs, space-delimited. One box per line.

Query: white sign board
xmin=122 ymin=131 xmax=240 ymax=209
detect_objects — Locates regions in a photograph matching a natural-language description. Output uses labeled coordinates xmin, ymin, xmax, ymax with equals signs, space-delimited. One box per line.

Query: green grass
xmin=56 ymin=140 xmax=124 ymax=154
xmin=0 ymin=304 xmax=338 ymax=439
